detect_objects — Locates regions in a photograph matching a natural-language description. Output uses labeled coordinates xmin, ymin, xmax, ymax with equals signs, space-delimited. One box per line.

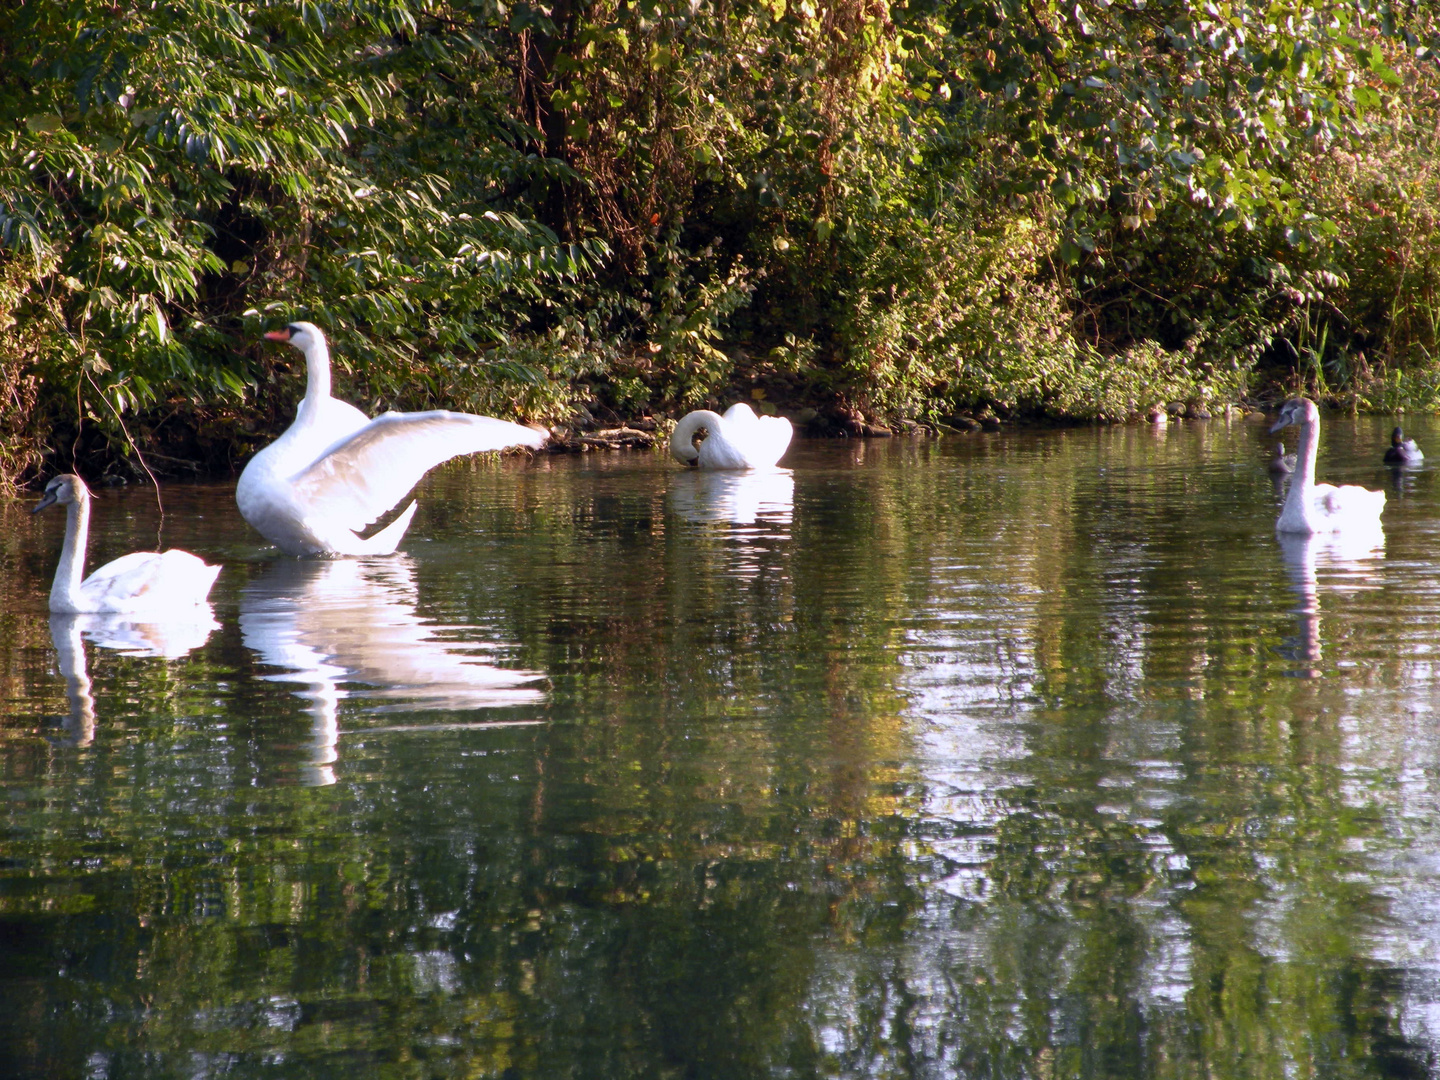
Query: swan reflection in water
xmin=47 ymin=610 xmax=219 ymax=746
xmin=1277 ymin=525 xmax=1385 ymax=677
xmin=668 ymin=468 xmax=795 ymax=527
xmin=667 ymin=469 xmax=795 ymax=585
xmin=239 ymin=557 xmax=545 ymax=785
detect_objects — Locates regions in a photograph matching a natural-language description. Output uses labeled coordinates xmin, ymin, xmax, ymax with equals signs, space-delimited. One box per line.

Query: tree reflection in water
xmin=2 ymin=426 xmax=1440 ymax=1078
xmin=45 ymin=610 xmax=219 ymax=746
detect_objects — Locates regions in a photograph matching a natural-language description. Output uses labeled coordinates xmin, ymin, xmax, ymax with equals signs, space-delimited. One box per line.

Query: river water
xmin=3 ymin=415 xmax=1440 ymax=1078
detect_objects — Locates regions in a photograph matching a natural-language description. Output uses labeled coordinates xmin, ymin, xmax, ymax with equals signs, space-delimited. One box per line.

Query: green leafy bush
xmin=1 ymin=0 xmax=1439 ymax=488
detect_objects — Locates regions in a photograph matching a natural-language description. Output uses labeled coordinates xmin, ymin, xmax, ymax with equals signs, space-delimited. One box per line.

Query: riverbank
xmin=2 ymin=385 xmax=1356 ymax=494
xmin=3 ymin=1 xmax=1436 ymax=493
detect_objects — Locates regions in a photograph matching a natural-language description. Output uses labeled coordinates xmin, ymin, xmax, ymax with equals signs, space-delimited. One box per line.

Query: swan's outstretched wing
xmin=291 ymin=411 xmax=547 ymax=533
xmin=80 ymin=550 xmax=221 ymax=612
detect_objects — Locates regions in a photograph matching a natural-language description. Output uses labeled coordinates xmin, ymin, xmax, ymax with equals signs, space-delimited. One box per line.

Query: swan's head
xmin=264 ymin=321 xmax=325 ymax=353
xmin=1392 ymin=426 xmax=1406 ymax=447
xmin=32 ymin=474 xmax=91 ymax=515
xmin=1270 ymin=397 xmax=1318 ymax=434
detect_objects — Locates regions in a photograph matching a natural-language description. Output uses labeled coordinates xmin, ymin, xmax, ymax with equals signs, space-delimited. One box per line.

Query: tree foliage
xmin=0 ymin=0 xmax=1437 ymax=483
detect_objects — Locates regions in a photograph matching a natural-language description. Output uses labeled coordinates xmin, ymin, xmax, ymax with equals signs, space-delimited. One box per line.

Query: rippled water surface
xmin=5 ymin=416 xmax=1440 ymax=1078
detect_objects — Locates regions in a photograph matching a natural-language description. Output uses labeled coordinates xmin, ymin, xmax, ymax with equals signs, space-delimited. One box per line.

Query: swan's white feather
xmin=670 ymin=403 xmax=793 ymax=470
xmin=291 ymin=411 xmax=546 ymax=535
xmin=75 ymin=550 xmax=222 ymax=614
xmin=1315 ymin=483 xmax=1385 ymax=521
xmin=238 ymin=324 xmax=547 ymax=556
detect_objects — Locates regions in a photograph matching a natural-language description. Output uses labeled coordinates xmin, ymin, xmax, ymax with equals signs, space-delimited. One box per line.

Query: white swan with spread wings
xmin=669 ymin=403 xmax=792 ymax=470
xmin=237 ymin=322 xmax=547 ymax=556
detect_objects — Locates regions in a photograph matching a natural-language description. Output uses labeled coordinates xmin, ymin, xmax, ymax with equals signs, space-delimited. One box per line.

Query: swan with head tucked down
xmin=237 ymin=322 xmax=548 ymax=556
xmin=669 ymin=403 xmax=792 ymax=470
xmin=33 ymin=475 xmax=221 ymax=614
xmin=1270 ymin=397 xmax=1385 ymax=534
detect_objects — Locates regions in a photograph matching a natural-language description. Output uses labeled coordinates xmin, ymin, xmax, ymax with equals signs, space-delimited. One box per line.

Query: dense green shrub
xmin=0 ymin=0 xmax=1437 ymax=487
xmin=0 ymin=0 xmax=604 ymax=483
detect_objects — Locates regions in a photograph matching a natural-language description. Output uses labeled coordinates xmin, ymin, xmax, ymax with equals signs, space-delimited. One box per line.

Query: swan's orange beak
xmin=264 ymin=328 xmax=292 ymax=342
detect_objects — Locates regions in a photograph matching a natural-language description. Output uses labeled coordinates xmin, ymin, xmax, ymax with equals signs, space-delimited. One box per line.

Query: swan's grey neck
xmin=1292 ymin=410 xmax=1319 ymax=489
xmin=1280 ymin=409 xmax=1321 ymax=525
xmin=670 ymin=410 xmax=725 ymax=464
xmin=50 ymin=491 xmax=90 ymax=612
xmin=301 ymin=336 xmax=333 ymax=403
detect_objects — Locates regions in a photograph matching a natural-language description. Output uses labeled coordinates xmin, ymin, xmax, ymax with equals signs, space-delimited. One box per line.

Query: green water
xmin=4 ymin=417 xmax=1440 ymax=1079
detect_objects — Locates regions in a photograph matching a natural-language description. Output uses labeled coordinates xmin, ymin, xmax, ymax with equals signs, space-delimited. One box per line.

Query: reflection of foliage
xmin=2 ymin=436 xmax=1438 ymax=1075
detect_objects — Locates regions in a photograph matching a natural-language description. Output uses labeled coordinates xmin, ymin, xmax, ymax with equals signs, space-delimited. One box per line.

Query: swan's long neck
xmin=1292 ymin=413 xmax=1319 ymax=490
xmin=50 ymin=493 xmax=90 ymax=612
xmin=301 ymin=337 xmax=333 ymax=405
xmin=1279 ymin=411 xmax=1320 ymax=527
xmin=670 ymin=410 xmax=725 ymax=464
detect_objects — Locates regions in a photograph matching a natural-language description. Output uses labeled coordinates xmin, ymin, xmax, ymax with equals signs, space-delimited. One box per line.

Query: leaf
xmin=24 ymin=114 xmax=64 ymax=134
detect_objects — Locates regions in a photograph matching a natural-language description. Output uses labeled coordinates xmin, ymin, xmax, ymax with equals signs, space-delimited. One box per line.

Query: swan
xmin=237 ymin=322 xmax=548 ymax=556
xmin=1268 ymin=442 xmax=1296 ymax=475
xmin=1269 ymin=397 xmax=1385 ymax=534
xmin=669 ymin=403 xmax=792 ymax=469
xmin=1384 ymin=425 xmax=1424 ymax=466
xmin=33 ymin=474 xmax=221 ymax=614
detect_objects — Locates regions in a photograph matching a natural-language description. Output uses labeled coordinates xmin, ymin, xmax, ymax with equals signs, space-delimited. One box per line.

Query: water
xmin=3 ymin=415 xmax=1440 ymax=1078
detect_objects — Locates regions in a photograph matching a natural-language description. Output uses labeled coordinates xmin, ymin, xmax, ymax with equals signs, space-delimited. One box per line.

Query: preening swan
xmin=1269 ymin=397 xmax=1385 ymax=534
xmin=237 ymin=322 xmax=548 ymax=556
xmin=1384 ymin=425 xmax=1424 ymax=466
xmin=33 ymin=475 xmax=221 ymax=614
xmin=670 ymin=403 xmax=792 ymax=470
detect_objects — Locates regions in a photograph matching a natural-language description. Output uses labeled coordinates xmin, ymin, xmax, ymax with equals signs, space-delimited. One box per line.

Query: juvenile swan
xmin=33 ymin=475 xmax=221 ymax=613
xmin=1270 ymin=397 xmax=1385 ymax=533
xmin=1384 ymin=426 xmax=1424 ymax=466
xmin=669 ymin=403 xmax=792 ymax=469
xmin=237 ymin=322 xmax=547 ymax=556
